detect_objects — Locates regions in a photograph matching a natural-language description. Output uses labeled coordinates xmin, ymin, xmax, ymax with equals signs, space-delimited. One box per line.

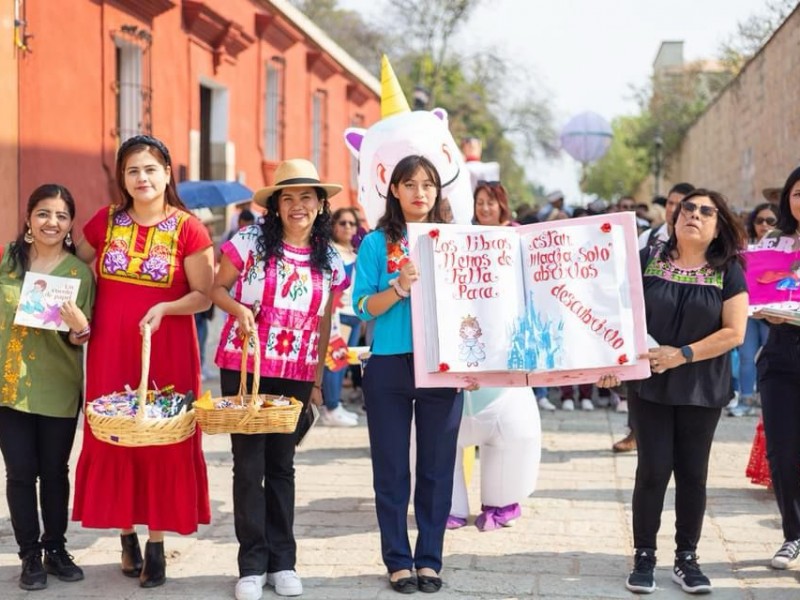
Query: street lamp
xmin=653 ymin=134 xmax=664 ymax=197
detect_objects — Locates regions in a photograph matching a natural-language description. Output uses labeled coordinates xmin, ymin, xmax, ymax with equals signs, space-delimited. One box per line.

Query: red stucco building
xmin=0 ymin=0 xmax=380 ymax=241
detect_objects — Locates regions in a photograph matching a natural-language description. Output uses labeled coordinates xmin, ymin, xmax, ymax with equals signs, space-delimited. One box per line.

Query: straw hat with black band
xmin=253 ymin=159 xmax=342 ymax=207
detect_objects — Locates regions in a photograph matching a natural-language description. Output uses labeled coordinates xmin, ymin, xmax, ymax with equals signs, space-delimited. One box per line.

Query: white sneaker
xmin=562 ymin=399 xmax=575 ymax=411
xmin=235 ymin=573 xmax=266 ymax=600
xmin=267 ymin=570 xmax=303 ymax=596
xmin=580 ymin=398 xmax=594 ymax=411
xmin=616 ymin=400 xmax=629 ymax=414
xmin=319 ymin=406 xmax=357 ymax=427
xmin=339 ymin=406 xmax=360 ymax=420
xmin=537 ymin=396 xmax=556 ymax=411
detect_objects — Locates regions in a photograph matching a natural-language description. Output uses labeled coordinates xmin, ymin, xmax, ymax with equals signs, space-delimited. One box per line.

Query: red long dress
xmin=72 ymin=207 xmax=211 ymax=534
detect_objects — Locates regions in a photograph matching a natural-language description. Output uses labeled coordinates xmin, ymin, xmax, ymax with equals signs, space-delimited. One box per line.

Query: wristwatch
xmin=680 ymin=345 xmax=694 ymax=363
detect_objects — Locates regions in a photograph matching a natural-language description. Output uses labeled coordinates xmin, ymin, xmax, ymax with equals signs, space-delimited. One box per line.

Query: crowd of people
xmin=1 ymin=133 xmax=798 ymax=599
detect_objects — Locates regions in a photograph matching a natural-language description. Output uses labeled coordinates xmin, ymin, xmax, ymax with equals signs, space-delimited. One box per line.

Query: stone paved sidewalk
xmin=0 ymin=399 xmax=797 ymax=599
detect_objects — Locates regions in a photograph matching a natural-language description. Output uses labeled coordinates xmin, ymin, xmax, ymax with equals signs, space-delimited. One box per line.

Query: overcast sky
xmin=338 ymin=0 xmax=783 ymax=202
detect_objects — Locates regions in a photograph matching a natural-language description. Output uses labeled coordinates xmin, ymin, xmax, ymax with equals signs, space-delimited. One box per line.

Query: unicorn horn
xmin=380 ymin=54 xmax=410 ymax=119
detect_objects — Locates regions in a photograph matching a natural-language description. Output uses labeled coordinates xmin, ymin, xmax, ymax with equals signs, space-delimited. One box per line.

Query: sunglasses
xmin=754 ymin=216 xmax=777 ymax=226
xmin=681 ymin=200 xmax=718 ymax=218
xmin=337 ymin=220 xmax=357 ymax=227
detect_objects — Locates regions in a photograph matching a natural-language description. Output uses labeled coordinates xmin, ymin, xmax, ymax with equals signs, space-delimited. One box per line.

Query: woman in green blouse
xmin=0 ymin=184 xmax=95 ymax=590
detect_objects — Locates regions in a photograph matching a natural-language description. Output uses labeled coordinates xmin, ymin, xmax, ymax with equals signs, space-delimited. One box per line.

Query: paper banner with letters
xmin=409 ymin=213 xmax=650 ymax=387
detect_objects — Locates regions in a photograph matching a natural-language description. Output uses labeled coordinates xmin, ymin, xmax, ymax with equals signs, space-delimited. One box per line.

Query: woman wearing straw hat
xmin=211 ymin=159 xmax=348 ymax=600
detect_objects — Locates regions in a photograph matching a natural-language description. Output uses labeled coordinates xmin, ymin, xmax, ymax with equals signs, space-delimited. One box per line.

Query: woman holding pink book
xmin=753 ymin=165 xmax=800 ymax=571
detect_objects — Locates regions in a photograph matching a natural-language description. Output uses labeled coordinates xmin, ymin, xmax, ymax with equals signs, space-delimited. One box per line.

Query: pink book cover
xmin=743 ymin=249 xmax=800 ymax=307
xmin=409 ymin=213 xmax=650 ymax=388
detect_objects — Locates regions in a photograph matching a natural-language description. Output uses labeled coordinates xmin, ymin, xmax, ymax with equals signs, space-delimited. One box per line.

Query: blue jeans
xmin=739 ymin=317 xmax=769 ymax=397
xmin=195 ymin=313 xmax=209 ymax=369
xmin=321 ymin=314 xmax=361 ymax=410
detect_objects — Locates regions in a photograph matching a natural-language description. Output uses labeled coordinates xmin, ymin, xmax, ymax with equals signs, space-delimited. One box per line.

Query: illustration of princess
xmin=458 ymin=315 xmax=486 ymax=367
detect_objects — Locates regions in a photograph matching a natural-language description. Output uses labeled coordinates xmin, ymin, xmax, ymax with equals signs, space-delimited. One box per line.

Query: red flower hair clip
xmin=601 ymin=223 xmax=612 ymax=233
xmin=438 ymin=362 xmax=450 ymax=372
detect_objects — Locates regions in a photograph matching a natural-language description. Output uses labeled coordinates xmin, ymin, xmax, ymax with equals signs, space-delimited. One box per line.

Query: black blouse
xmin=636 ymin=248 xmax=747 ymax=408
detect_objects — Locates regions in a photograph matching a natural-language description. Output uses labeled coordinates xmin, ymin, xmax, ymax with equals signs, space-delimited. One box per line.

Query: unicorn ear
xmin=431 ymin=107 xmax=448 ymax=122
xmin=344 ymin=128 xmax=365 ymax=157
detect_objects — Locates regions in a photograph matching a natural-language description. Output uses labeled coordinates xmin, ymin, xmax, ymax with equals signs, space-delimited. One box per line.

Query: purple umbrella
xmin=560 ymin=112 xmax=613 ymax=164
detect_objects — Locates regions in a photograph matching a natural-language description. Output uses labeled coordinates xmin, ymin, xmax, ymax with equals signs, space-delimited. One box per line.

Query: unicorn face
xmin=344 ymin=109 xmax=474 ymax=228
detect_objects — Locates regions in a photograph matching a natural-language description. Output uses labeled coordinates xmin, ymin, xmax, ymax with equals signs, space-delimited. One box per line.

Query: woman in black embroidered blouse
xmin=599 ymin=189 xmax=748 ymax=594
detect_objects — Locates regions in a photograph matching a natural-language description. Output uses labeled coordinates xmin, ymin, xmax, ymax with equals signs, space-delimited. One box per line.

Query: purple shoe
xmin=446 ymin=515 xmax=467 ymax=529
xmin=475 ymin=504 xmax=522 ymax=531
xmin=494 ymin=503 xmax=521 ymax=527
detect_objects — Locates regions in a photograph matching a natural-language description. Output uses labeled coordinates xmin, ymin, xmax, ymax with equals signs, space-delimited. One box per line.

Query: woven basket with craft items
xmin=194 ymin=329 xmax=302 ymax=435
xmin=85 ymin=323 xmax=197 ymax=447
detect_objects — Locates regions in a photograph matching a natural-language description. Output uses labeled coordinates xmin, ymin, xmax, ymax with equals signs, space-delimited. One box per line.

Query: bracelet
xmin=389 ymin=277 xmax=410 ymax=298
xmin=71 ymin=325 xmax=91 ymax=339
xmin=313 ymin=384 xmax=321 ymax=390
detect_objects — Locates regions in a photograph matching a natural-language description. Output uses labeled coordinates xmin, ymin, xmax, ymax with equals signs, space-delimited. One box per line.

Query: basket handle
xmin=135 ymin=323 xmax=152 ymax=423
xmin=238 ymin=328 xmax=261 ymax=411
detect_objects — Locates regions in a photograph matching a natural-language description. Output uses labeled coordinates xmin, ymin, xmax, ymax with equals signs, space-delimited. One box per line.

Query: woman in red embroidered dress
xmin=72 ymin=136 xmax=214 ymax=588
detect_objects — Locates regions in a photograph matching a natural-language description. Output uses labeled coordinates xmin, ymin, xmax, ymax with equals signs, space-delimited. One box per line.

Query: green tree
xmin=291 ymin=0 xmax=556 ymax=207
xmin=718 ymin=0 xmax=797 ymax=73
xmin=289 ymin=0 xmax=384 ymax=73
xmin=583 ymin=116 xmax=650 ymax=199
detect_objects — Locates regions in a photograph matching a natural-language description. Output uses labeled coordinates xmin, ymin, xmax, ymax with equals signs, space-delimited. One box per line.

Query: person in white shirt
xmin=637 ymin=183 xmax=695 ymax=250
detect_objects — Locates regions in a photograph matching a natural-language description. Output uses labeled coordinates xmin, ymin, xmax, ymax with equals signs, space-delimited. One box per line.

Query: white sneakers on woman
xmin=235 ymin=570 xmax=303 ymax=599
xmin=319 ymin=405 xmax=358 ymax=427
xmin=235 ymin=573 xmax=266 ymax=600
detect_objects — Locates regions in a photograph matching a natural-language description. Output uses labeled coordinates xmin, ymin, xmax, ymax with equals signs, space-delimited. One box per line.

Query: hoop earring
xmin=24 ymin=228 xmax=34 ymax=244
xmin=65 ymin=231 xmax=73 ymax=247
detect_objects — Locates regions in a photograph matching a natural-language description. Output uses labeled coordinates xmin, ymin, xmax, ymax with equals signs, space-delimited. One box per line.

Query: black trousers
xmin=220 ymin=369 xmax=311 ymax=577
xmin=362 ymin=354 xmax=461 ymax=573
xmin=630 ymin=398 xmax=721 ymax=553
xmin=0 ymin=406 xmax=78 ymax=557
xmin=758 ymin=326 xmax=800 ymax=542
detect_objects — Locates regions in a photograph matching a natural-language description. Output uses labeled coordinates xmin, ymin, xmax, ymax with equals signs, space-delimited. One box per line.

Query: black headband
xmin=118 ymin=135 xmax=172 ymax=166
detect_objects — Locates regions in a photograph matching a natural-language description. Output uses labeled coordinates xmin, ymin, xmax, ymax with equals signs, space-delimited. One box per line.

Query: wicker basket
xmin=85 ymin=324 xmax=196 ymax=447
xmin=195 ymin=330 xmax=302 ymax=435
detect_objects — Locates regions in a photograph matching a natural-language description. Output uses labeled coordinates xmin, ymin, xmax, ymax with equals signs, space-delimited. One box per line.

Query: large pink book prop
xmin=743 ymin=249 xmax=800 ymax=325
xmin=409 ymin=213 xmax=650 ymax=388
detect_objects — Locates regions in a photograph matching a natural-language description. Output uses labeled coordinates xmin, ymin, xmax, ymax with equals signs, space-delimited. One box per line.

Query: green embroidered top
xmin=0 ymin=246 xmax=95 ymax=417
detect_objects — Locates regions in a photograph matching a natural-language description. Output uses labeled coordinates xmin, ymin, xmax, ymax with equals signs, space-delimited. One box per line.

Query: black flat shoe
xmin=417 ymin=574 xmax=442 ymax=593
xmin=390 ymin=575 xmax=417 ymax=594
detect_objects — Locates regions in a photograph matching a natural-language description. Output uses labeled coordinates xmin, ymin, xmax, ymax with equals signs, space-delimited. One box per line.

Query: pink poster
xmin=744 ymin=249 xmax=800 ymax=307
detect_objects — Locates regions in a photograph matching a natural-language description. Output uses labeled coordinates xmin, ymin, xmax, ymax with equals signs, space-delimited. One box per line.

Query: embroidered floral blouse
xmin=635 ymin=247 xmax=747 ymax=407
xmin=214 ymin=226 xmax=348 ymax=381
xmin=0 ymin=248 xmax=95 ymax=417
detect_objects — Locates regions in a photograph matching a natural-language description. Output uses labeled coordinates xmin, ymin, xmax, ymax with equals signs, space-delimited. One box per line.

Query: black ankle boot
xmin=44 ymin=546 xmax=84 ymax=582
xmin=20 ymin=549 xmax=47 ymax=591
xmin=120 ymin=533 xmax=143 ymax=577
xmin=139 ymin=541 xmax=166 ymax=588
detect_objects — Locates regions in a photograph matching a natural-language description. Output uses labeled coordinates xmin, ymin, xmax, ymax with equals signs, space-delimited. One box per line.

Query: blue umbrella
xmin=176 ymin=180 xmax=254 ymax=209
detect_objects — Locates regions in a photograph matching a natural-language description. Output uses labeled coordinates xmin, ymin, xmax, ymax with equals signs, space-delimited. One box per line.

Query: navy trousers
xmin=362 ymin=354 xmax=461 ymax=573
